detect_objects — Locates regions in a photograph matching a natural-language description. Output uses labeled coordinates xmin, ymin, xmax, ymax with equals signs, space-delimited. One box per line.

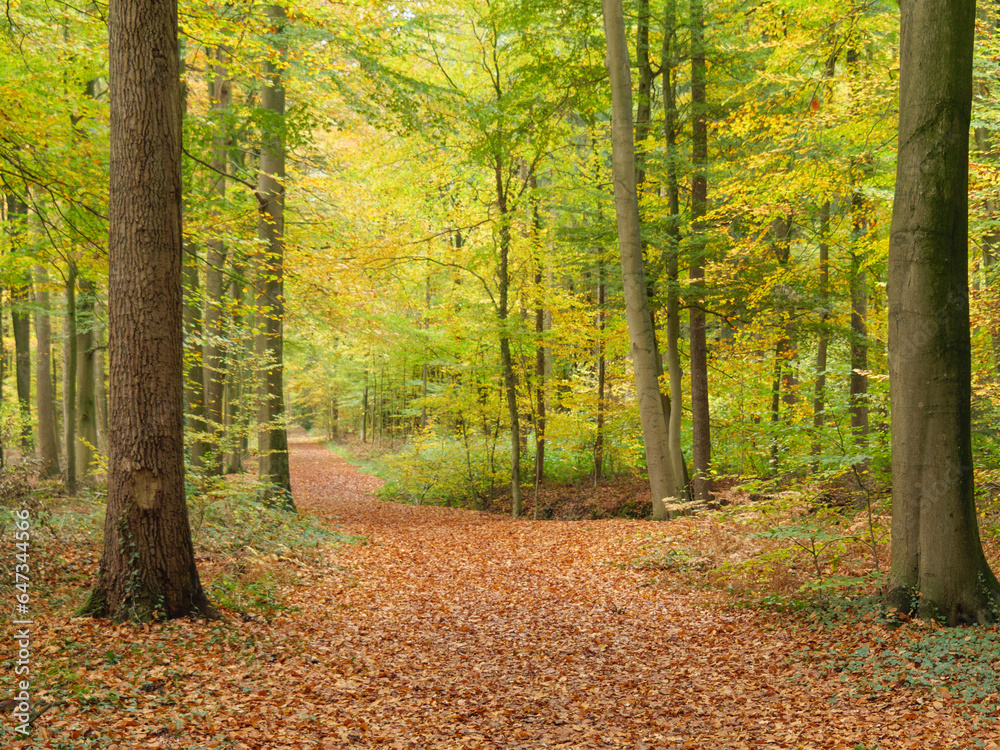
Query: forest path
xmin=283 ymin=439 xmax=985 ymax=749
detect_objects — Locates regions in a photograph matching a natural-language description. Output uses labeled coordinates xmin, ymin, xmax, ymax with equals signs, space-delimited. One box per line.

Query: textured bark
xmin=75 ymin=278 xmax=97 ymax=480
xmin=602 ymin=0 xmax=677 ymax=520
xmin=885 ymin=0 xmax=1000 ymax=624
xmin=80 ymin=0 xmax=215 ymax=621
xmin=34 ymin=265 xmax=60 ymax=477
xmin=254 ymin=4 xmax=294 ymax=509
xmin=203 ymin=47 xmax=231 ymax=477
xmin=689 ymin=0 xmax=712 ymax=503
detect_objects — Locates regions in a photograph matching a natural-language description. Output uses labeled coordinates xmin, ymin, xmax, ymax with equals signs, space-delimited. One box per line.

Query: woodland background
xmin=6 ymin=0 xmax=1000 ymax=746
xmin=1 ymin=0 xmax=923 ymax=506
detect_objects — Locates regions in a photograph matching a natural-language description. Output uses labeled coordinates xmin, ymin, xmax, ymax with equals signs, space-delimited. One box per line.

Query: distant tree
xmin=602 ymin=0 xmax=679 ymax=520
xmin=81 ymin=0 xmax=215 ymax=621
xmin=255 ymin=4 xmax=295 ymax=510
xmin=886 ymin=0 xmax=1000 ymax=624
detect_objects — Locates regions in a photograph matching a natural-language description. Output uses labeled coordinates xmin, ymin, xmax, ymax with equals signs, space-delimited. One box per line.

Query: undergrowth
xmin=0 ymin=466 xmax=360 ymax=625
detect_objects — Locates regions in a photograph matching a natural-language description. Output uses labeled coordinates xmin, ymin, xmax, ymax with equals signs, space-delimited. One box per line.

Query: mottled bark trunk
xmin=81 ymin=0 xmax=215 ymax=621
xmin=886 ymin=0 xmax=1000 ymax=624
xmin=602 ymin=0 xmax=677 ymax=520
xmin=254 ymin=4 xmax=294 ymax=509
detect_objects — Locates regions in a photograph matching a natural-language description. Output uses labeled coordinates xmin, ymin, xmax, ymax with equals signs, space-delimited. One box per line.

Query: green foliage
xmin=815 ymin=621 xmax=1000 ymax=713
xmin=374 ymin=427 xmax=508 ymax=509
xmin=209 ymin=571 xmax=291 ymax=620
xmin=186 ymin=472 xmax=352 ymax=555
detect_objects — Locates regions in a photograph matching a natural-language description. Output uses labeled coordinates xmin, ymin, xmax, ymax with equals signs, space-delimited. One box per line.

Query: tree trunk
xmin=812 ymin=200 xmax=830 ymax=464
xmin=689 ymin=0 xmax=712 ymax=503
xmin=81 ymin=0 xmax=215 ymax=621
xmin=594 ymin=248 xmax=606 ymax=486
xmin=10 ymin=282 xmax=32 ymax=455
xmin=850 ymin=192 xmax=870 ymax=456
xmin=223 ymin=268 xmax=247 ymax=474
xmin=75 ymin=278 xmax=97 ymax=480
xmin=34 ymin=265 xmax=60 ymax=477
xmin=64 ymin=263 xmax=78 ymax=494
xmin=885 ymin=0 xmax=1000 ymax=625
xmin=6 ymin=194 xmax=32 ymax=454
xmin=254 ymin=3 xmax=294 ymax=510
xmin=663 ymin=0 xmax=689 ymax=501
xmin=496 ymin=156 xmax=522 ymax=518
xmin=602 ymin=0 xmax=677 ymax=520
xmin=769 ymin=216 xmax=796 ymax=473
xmin=812 ymin=54 xmax=836 ymax=465
xmin=635 ymin=0 xmax=653 ymax=188
xmin=95 ymin=323 xmax=109 ymax=456
xmin=183 ymin=244 xmax=209 ymax=468
xmin=203 ymin=46 xmax=231 ymax=477
xmin=531 ymin=173 xmax=545 ymax=489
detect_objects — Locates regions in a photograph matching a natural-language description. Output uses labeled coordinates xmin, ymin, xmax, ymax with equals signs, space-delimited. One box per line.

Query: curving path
xmin=265 ymin=439 xmax=991 ymax=750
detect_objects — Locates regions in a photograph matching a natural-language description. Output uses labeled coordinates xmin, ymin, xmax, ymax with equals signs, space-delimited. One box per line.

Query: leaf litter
xmin=3 ymin=439 xmax=999 ymax=749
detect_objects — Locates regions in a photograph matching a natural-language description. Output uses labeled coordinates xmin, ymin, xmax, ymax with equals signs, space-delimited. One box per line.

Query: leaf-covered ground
xmin=5 ymin=439 xmax=1000 ymax=749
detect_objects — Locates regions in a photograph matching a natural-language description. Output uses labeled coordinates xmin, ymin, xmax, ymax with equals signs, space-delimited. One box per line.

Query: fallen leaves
xmin=4 ymin=439 xmax=999 ymax=748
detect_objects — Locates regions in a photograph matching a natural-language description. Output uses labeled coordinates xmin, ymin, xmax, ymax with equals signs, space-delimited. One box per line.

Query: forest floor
xmin=4 ymin=438 xmax=1000 ymax=749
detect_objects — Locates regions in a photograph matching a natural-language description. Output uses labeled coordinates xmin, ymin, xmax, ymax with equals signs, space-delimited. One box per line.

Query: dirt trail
xmin=279 ymin=440 xmax=987 ymax=749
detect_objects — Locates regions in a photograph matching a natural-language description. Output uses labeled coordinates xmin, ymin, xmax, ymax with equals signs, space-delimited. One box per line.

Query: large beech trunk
xmin=885 ymin=0 xmax=1000 ymax=624
xmin=81 ymin=0 xmax=214 ymax=621
xmin=602 ymin=0 xmax=677 ymax=520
